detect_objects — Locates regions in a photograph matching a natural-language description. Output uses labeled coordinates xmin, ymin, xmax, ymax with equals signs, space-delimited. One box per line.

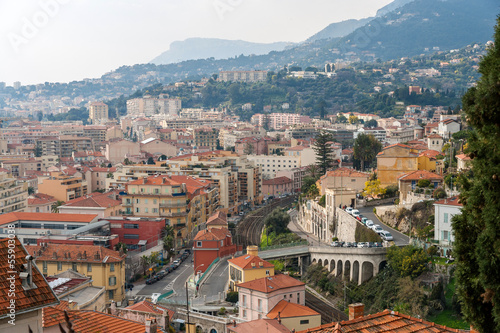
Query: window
xmin=145 ymin=208 xmax=149 ymax=213
xmin=242 ymin=309 xmax=247 ymax=318
xmin=443 ymin=230 xmax=449 ymax=240
xmin=145 ymin=199 xmax=148 ymax=204
xmin=153 ymin=199 xmax=157 ymax=204
xmin=110 ymin=263 xmax=115 ymax=272
xmin=124 ymin=234 xmax=139 ymax=239
xmin=300 ymin=320 xmax=310 ymax=325
xmin=242 ymin=295 xmax=247 ymax=307
xmin=153 ymin=208 xmax=158 ymax=213
xmin=444 ymin=213 xmax=449 ymax=223
xmin=43 ymin=261 xmax=47 ymax=274
xmin=135 ymin=207 xmax=140 ymax=213
xmin=72 ymin=263 xmax=77 ymax=271
xmin=124 ymin=224 xmax=139 ymax=229
xmin=108 ymin=290 xmax=114 ymax=300
xmin=109 ymin=276 xmax=116 ymax=286
xmin=258 ymin=299 xmax=262 ymax=312
xmin=44 ymin=224 xmax=65 ymax=230
xmin=284 ymin=294 xmax=287 ymax=299
xmin=57 ymin=262 xmax=62 ymax=270
xmin=36 ymin=207 xmax=39 ymax=212
xmin=136 ymin=199 xmax=140 ymax=204
xmin=297 ymin=292 xmax=300 ymax=303
xmin=67 ymin=225 xmax=81 ymax=230
xmin=266 ymin=270 xmax=270 ymax=275
xmin=197 ymin=241 xmax=202 ymax=247
xmin=87 ymin=263 xmax=92 ymax=272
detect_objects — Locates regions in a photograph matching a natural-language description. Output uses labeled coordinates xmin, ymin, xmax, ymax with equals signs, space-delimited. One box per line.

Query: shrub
xmin=433 ymin=187 xmax=446 ymax=199
xmin=226 ymin=291 xmax=238 ymax=303
xmin=417 ymin=179 xmax=431 ymax=188
xmin=373 ymin=208 xmax=377 ymax=214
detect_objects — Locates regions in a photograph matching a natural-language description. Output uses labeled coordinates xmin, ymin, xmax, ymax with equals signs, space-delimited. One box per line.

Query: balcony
xmin=159 ymin=202 xmax=186 ymax=208
xmin=122 ymin=202 xmax=132 ymax=207
xmin=160 ymin=211 xmax=188 ymax=217
xmin=122 ymin=211 xmax=133 ymax=215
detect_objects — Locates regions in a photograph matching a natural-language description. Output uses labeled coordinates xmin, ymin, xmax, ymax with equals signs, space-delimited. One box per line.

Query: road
xmin=198 ymin=257 xmax=229 ymax=299
xmin=288 ymin=209 xmax=328 ymax=247
xmin=357 ymin=206 xmax=409 ymax=246
xmin=132 ymin=253 xmax=194 ymax=303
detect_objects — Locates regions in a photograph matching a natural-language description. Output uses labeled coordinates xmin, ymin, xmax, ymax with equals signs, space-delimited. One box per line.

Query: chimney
xmin=83 ymin=251 xmax=87 ymax=259
xmin=145 ymin=317 xmax=158 ymax=333
xmin=20 ymin=255 xmax=35 ymax=290
xmin=277 ymin=311 xmax=281 ymax=324
xmin=348 ymin=303 xmax=364 ymax=320
xmin=68 ymin=300 xmax=78 ymax=310
xmin=247 ymin=245 xmax=258 ymax=257
xmin=143 ymin=176 xmax=147 ymax=184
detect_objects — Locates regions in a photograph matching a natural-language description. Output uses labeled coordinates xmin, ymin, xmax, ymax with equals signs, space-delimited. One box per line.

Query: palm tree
xmin=305 ymin=164 xmax=321 ymax=180
xmin=51 ymin=200 xmax=65 ymax=213
xmin=140 ymin=255 xmax=150 ymax=276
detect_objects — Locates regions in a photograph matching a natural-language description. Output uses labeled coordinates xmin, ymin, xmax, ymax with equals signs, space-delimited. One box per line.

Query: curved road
xmin=357 ymin=206 xmax=409 ymax=246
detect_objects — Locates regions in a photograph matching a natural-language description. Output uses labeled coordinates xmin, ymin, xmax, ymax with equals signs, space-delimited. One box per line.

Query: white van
xmin=380 ymin=230 xmax=394 ymax=241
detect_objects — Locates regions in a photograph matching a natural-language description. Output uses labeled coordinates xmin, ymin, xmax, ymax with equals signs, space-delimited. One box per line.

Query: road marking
xmin=219 ymin=265 xmax=228 ymax=277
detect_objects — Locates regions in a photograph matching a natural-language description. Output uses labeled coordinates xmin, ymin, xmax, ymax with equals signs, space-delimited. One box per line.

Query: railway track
xmin=236 ymin=196 xmax=296 ymax=247
xmin=305 ymin=290 xmax=347 ymax=324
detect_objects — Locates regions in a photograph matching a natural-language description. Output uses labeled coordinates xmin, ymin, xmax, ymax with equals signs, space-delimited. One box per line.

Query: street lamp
xmin=194 ymin=264 xmax=205 ymax=295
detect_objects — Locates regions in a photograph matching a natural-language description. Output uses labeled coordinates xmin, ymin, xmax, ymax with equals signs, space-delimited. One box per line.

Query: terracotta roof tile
xmin=229 ymin=318 xmax=290 ymax=333
xmin=398 ymin=170 xmax=444 ymax=181
xmin=268 ymin=300 xmax=319 ymax=319
xmin=127 ymin=175 xmax=182 ymax=186
xmin=26 ymin=243 xmax=126 ymax=264
xmin=42 ymin=307 xmax=146 ymax=332
xmin=236 ymin=274 xmax=304 ymax=293
xmin=0 ymin=237 xmax=59 ymax=319
xmin=28 ymin=193 xmax=57 ymax=206
xmin=297 ymin=309 xmax=461 ymax=333
xmin=125 ymin=300 xmax=175 ymax=320
xmin=263 ymin=176 xmax=293 ymax=186
xmin=455 ymin=154 xmax=471 ymax=161
xmin=0 ymin=212 xmax=98 ymax=226
xmin=206 ymin=211 xmax=227 ymax=226
xmin=194 ymin=227 xmax=231 ymax=241
xmin=419 ymin=150 xmax=443 ymax=159
xmin=434 ymin=196 xmax=462 ymax=207
xmin=62 ymin=192 xmax=121 ymax=208
xmin=228 ymin=254 xmax=274 ymax=270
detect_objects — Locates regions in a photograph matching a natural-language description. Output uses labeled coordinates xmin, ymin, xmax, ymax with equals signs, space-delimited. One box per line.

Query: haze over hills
xmin=150 ymin=38 xmax=294 ymax=65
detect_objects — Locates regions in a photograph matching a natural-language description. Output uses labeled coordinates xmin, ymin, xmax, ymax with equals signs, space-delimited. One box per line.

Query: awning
xmin=138 ymin=240 xmax=147 ymax=246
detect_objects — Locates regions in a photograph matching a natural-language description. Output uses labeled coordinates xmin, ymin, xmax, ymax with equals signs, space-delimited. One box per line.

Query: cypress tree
xmin=313 ymin=131 xmax=335 ymax=175
xmin=452 ymin=16 xmax=500 ymax=333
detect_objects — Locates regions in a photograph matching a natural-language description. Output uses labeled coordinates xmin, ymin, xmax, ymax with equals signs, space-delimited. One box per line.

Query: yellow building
xmin=89 ymin=101 xmax=109 ymax=123
xmin=0 ymin=171 xmax=28 ymax=213
xmin=38 ymin=171 xmax=88 ymax=202
xmin=376 ymin=143 xmax=419 ymax=187
xmin=228 ymin=246 xmax=274 ymax=291
xmin=26 ymin=243 xmax=126 ymax=305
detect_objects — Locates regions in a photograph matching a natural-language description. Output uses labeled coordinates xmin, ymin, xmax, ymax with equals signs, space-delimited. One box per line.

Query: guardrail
xmin=259 ymin=240 xmax=308 ymax=252
xmin=196 ymin=257 xmax=220 ymax=288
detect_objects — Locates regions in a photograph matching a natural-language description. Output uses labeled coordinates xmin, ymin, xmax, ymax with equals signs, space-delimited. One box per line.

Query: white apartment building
xmin=250 ymin=113 xmax=312 ymax=130
xmin=355 ymin=127 xmax=387 ymax=143
xmin=434 ymin=196 xmax=462 ymax=256
xmin=127 ymin=97 xmax=181 ymax=116
xmin=246 ymin=155 xmax=300 ymax=178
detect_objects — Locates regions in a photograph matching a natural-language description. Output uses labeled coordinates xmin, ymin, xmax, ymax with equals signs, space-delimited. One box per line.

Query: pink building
xmin=235 ymin=137 xmax=269 ymax=156
xmin=237 ymin=274 xmax=306 ymax=321
xmin=262 ymin=176 xmax=293 ymax=197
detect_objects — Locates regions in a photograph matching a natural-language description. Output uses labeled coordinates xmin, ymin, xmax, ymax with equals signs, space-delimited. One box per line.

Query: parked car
xmin=365 ymin=220 xmax=374 ymax=228
xmin=351 ymin=242 xmax=358 ymax=248
xmin=151 ymin=293 xmax=161 ymax=304
xmin=330 ymin=241 xmax=341 ymax=247
xmin=145 ymin=278 xmax=155 ymax=285
xmin=380 ymin=230 xmax=394 ymax=241
xmin=356 ymin=214 xmax=364 ymax=221
xmin=345 ymin=207 xmax=353 ymax=214
xmin=352 ymin=209 xmax=360 ymax=216
xmin=372 ymin=225 xmax=384 ymax=234
xmin=361 ymin=217 xmax=368 ymax=224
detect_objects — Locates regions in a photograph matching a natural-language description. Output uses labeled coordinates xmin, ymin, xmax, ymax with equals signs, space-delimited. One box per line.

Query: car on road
xmin=365 ymin=220 xmax=374 ymax=228
xmin=330 ymin=241 xmax=342 ymax=247
xmin=345 ymin=207 xmax=353 ymax=214
xmin=356 ymin=214 xmax=364 ymax=221
xmin=380 ymin=230 xmax=394 ymax=241
xmin=361 ymin=217 xmax=368 ymax=224
xmin=371 ymin=225 xmax=384 ymax=234
xmin=352 ymin=209 xmax=360 ymax=216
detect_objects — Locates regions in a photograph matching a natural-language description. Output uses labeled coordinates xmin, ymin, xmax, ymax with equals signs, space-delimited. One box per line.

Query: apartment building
xmin=251 ymin=113 xmax=312 ymax=130
xmin=83 ymin=125 xmax=107 ymax=147
xmin=192 ymin=128 xmax=219 ymax=150
xmin=246 ymin=155 xmax=300 ymax=178
xmin=38 ymin=135 xmax=93 ymax=158
xmin=0 ymin=171 xmax=28 ymax=213
xmin=26 ymin=243 xmax=126 ymax=304
xmin=126 ymin=97 xmax=181 ymax=116
xmin=38 ymin=171 xmax=88 ymax=202
xmin=218 ymin=70 xmax=268 ymax=83
xmin=88 ymin=101 xmax=109 ymax=124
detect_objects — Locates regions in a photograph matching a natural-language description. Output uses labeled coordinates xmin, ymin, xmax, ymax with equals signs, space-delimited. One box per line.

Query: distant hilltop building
xmin=88 ymin=101 xmax=109 ymax=124
xmin=126 ymin=96 xmax=181 ymax=116
xmin=218 ymin=70 xmax=268 ymax=83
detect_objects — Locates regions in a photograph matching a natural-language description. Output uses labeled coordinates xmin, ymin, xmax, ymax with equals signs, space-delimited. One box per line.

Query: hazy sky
xmin=0 ymin=0 xmax=392 ymax=85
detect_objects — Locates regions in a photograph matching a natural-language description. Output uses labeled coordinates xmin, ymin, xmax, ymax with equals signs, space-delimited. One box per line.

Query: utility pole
xmin=185 ymin=282 xmax=190 ymax=332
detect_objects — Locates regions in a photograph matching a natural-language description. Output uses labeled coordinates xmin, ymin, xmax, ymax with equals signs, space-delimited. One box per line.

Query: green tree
xmin=305 ymin=164 xmax=321 ymax=180
xmin=162 ymin=225 xmax=175 ymax=261
xmin=114 ymin=242 xmax=128 ymax=253
xmin=243 ymin=142 xmax=254 ymax=155
xmin=365 ymin=119 xmax=378 ymax=128
xmin=336 ymin=114 xmax=347 ymax=123
xmin=264 ymin=208 xmax=290 ymax=235
xmin=313 ymin=131 xmax=335 ymax=175
xmin=387 ymin=245 xmax=428 ymax=278
xmin=452 ymin=17 xmax=500 ymax=333
xmin=147 ymin=157 xmax=155 ymax=165
xmin=353 ymin=134 xmax=382 ymax=171
xmin=140 ymin=255 xmax=151 ymax=276
xmin=28 ymin=187 xmax=35 ymax=195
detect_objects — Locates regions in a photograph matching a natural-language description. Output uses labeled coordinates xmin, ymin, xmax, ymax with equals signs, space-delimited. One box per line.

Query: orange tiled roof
xmin=127 ymin=175 xmax=182 ymax=186
xmin=228 ymin=254 xmax=274 ymax=270
xmin=0 ymin=237 xmax=59 ymax=319
xmin=320 ymin=167 xmax=369 ymax=179
xmin=194 ymin=227 xmax=231 ymax=241
xmin=229 ymin=318 xmax=290 ymax=333
xmin=434 ymin=196 xmax=462 ymax=207
xmin=26 ymin=243 xmax=126 ymax=264
xmin=297 ymin=309 xmax=461 ymax=333
xmin=0 ymin=212 xmax=98 ymax=226
xmin=28 ymin=193 xmax=57 ymax=206
xmin=125 ymin=300 xmax=175 ymax=320
xmin=62 ymin=191 xmax=121 ymax=208
xmin=455 ymin=154 xmax=471 ymax=161
xmin=263 ymin=176 xmax=292 ymax=186
xmin=236 ymin=274 xmax=304 ymax=293
xmin=42 ymin=307 xmax=146 ymax=332
xmin=419 ymin=150 xmax=443 ymax=159
xmin=398 ymin=170 xmax=444 ymax=181
xmin=427 ymin=133 xmax=442 ymax=139
xmin=206 ymin=211 xmax=227 ymax=226
xmin=268 ymin=300 xmax=319 ymax=319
